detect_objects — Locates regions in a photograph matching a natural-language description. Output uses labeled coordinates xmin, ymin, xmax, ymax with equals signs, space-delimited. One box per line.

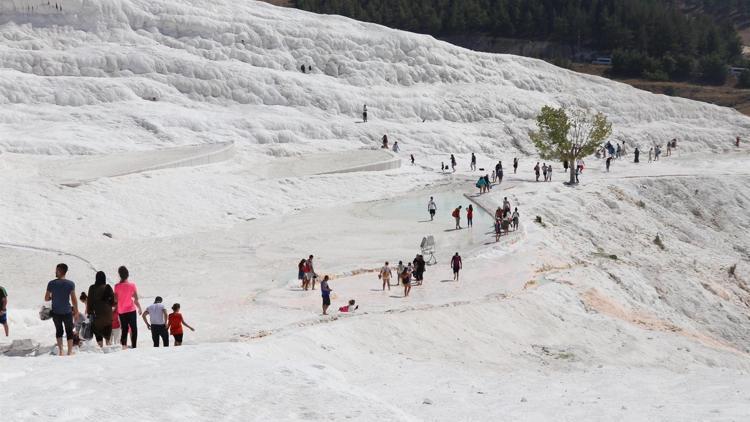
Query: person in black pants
xmin=114 ymin=266 xmax=143 ymax=349
xmin=45 ymin=263 xmax=79 ymax=356
xmin=142 ymin=296 xmax=169 ymax=347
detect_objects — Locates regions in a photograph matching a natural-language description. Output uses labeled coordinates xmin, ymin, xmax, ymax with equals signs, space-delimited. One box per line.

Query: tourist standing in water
xmin=428 ymin=196 xmax=437 ymax=221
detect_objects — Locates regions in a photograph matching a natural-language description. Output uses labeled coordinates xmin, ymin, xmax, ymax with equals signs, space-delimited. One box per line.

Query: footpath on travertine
xmin=41 ymin=145 xmax=400 ymax=186
xmin=42 ymin=142 xmax=236 ymax=186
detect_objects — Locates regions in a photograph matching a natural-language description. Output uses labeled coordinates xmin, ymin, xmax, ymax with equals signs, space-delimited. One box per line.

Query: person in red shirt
xmin=452 ymin=206 xmax=462 ymax=229
xmin=466 ymin=205 xmax=473 ymax=228
xmin=167 ymin=303 xmax=195 ymax=346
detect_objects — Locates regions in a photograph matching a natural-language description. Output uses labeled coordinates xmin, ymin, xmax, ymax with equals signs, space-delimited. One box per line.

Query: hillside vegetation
xmin=296 ymin=0 xmax=741 ymax=85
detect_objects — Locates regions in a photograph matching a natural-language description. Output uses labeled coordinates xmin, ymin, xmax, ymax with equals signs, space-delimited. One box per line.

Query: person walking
xmin=575 ymin=166 xmax=580 ymax=184
xmin=467 ymin=205 xmax=474 ymax=228
xmin=392 ymin=141 xmax=400 ymax=153
xmin=534 ymin=162 xmax=540 ymax=182
xmin=511 ymin=208 xmax=520 ymax=230
xmin=542 ymin=163 xmax=548 ymax=182
xmin=648 ymin=147 xmax=653 ymax=163
xmin=167 ymin=303 xmax=194 ymax=346
xmin=362 ymin=104 xmax=368 ymax=123
xmin=470 ymin=153 xmax=476 ymax=171
xmin=45 ymin=263 xmax=78 ymax=356
xmin=0 ymin=285 xmax=7 ymax=337
xmin=396 ymin=261 xmax=405 ymax=286
xmin=320 ymin=275 xmax=333 ymax=315
xmin=497 ymin=161 xmax=504 ymax=183
xmin=142 ymin=296 xmax=169 ymax=347
xmin=413 ymin=255 xmax=426 ymax=286
xmin=450 ymin=154 xmax=457 ymax=172
xmin=401 ymin=264 xmax=412 ymax=297
xmin=379 ymin=262 xmax=393 ymax=291
xmin=513 ymin=157 xmax=518 ymax=174
xmin=503 ymin=197 xmax=511 ymax=216
xmin=451 ymin=253 xmax=462 ymax=282
xmin=410 ymin=154 xmax=415 ymax=165
xmin=86 ymin=271 xmax=115 ymax=348
xmin=736 ymin=136 xmax=741 ymax=147
xmin=547 ymin=163 xmax=552 ymax=181
xmin=606 ymin=156 xmax=612 ymax=172
xmin=634 ymin=147 xmax=640 ymax=163
xmin=563 ymin=160 xmax=569 ymax=173
xmin=114 ymin=266 xmax=142 ymax=350
xmin=452 ymin=206 xmax=462 ymax=229
xmin=428 ymin=197 xmax=437 ymax=221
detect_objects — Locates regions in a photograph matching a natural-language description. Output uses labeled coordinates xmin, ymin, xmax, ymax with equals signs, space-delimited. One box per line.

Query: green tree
xmin=699 ymin=54 xmax=728 ymax=85
xmin=530 ymin=106 xmax=613 ymax=185
xmin=737 ymin=69 xmax=750 ymax=88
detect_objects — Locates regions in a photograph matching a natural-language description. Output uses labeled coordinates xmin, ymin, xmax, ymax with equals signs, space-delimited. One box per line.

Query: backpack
xmin=452 ymin=209 xmax=459 ymax=218
xmin=39 ymin=305 xmax=52 ymax=321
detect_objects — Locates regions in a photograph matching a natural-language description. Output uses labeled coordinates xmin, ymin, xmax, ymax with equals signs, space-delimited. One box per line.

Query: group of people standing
xmin=630 ymin=138 xmax=678 ymax=164
xmin=379 ymin=254 xmax=427 ymax=297
xmin=41 ymin=263 xmax=193 ymax=356
xmin=298 ymin=256 xmax=354 ymax=315
xmin=533 ymin=162 xmax=554 ymax=182
xmin=494 ymin=198 xmax=520 ymax=241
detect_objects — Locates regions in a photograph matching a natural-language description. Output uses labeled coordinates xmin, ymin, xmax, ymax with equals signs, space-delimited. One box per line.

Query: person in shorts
xmin=320 ymin=276 xmax=333 ymax=315
xmin=401 ymin=264 xmax=412 ymax=297
xmin=428 ymin=197 xmax=437 ymax=221
xmin=168 ymin=303 xmax=194 ymax=346
xmin=304 ymin=255 xmax=316 ymax=290
xmin=379 ymin=262 xmax=392 ymax=291
xmin=451 ymin=253 xmax=462 ymax=282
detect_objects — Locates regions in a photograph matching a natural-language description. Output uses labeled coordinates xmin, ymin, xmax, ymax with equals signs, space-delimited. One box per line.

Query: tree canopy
xmin=529 ymin=106 xmax=613 ymax=183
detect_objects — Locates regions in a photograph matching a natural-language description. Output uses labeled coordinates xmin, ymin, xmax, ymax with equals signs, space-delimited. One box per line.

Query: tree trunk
xmin=569 ymin=165 xmax=576 ymax=185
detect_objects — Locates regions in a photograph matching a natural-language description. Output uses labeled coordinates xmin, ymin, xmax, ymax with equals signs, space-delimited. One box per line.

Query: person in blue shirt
xmin=44 ymin=263 xmax=79 ymax=356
